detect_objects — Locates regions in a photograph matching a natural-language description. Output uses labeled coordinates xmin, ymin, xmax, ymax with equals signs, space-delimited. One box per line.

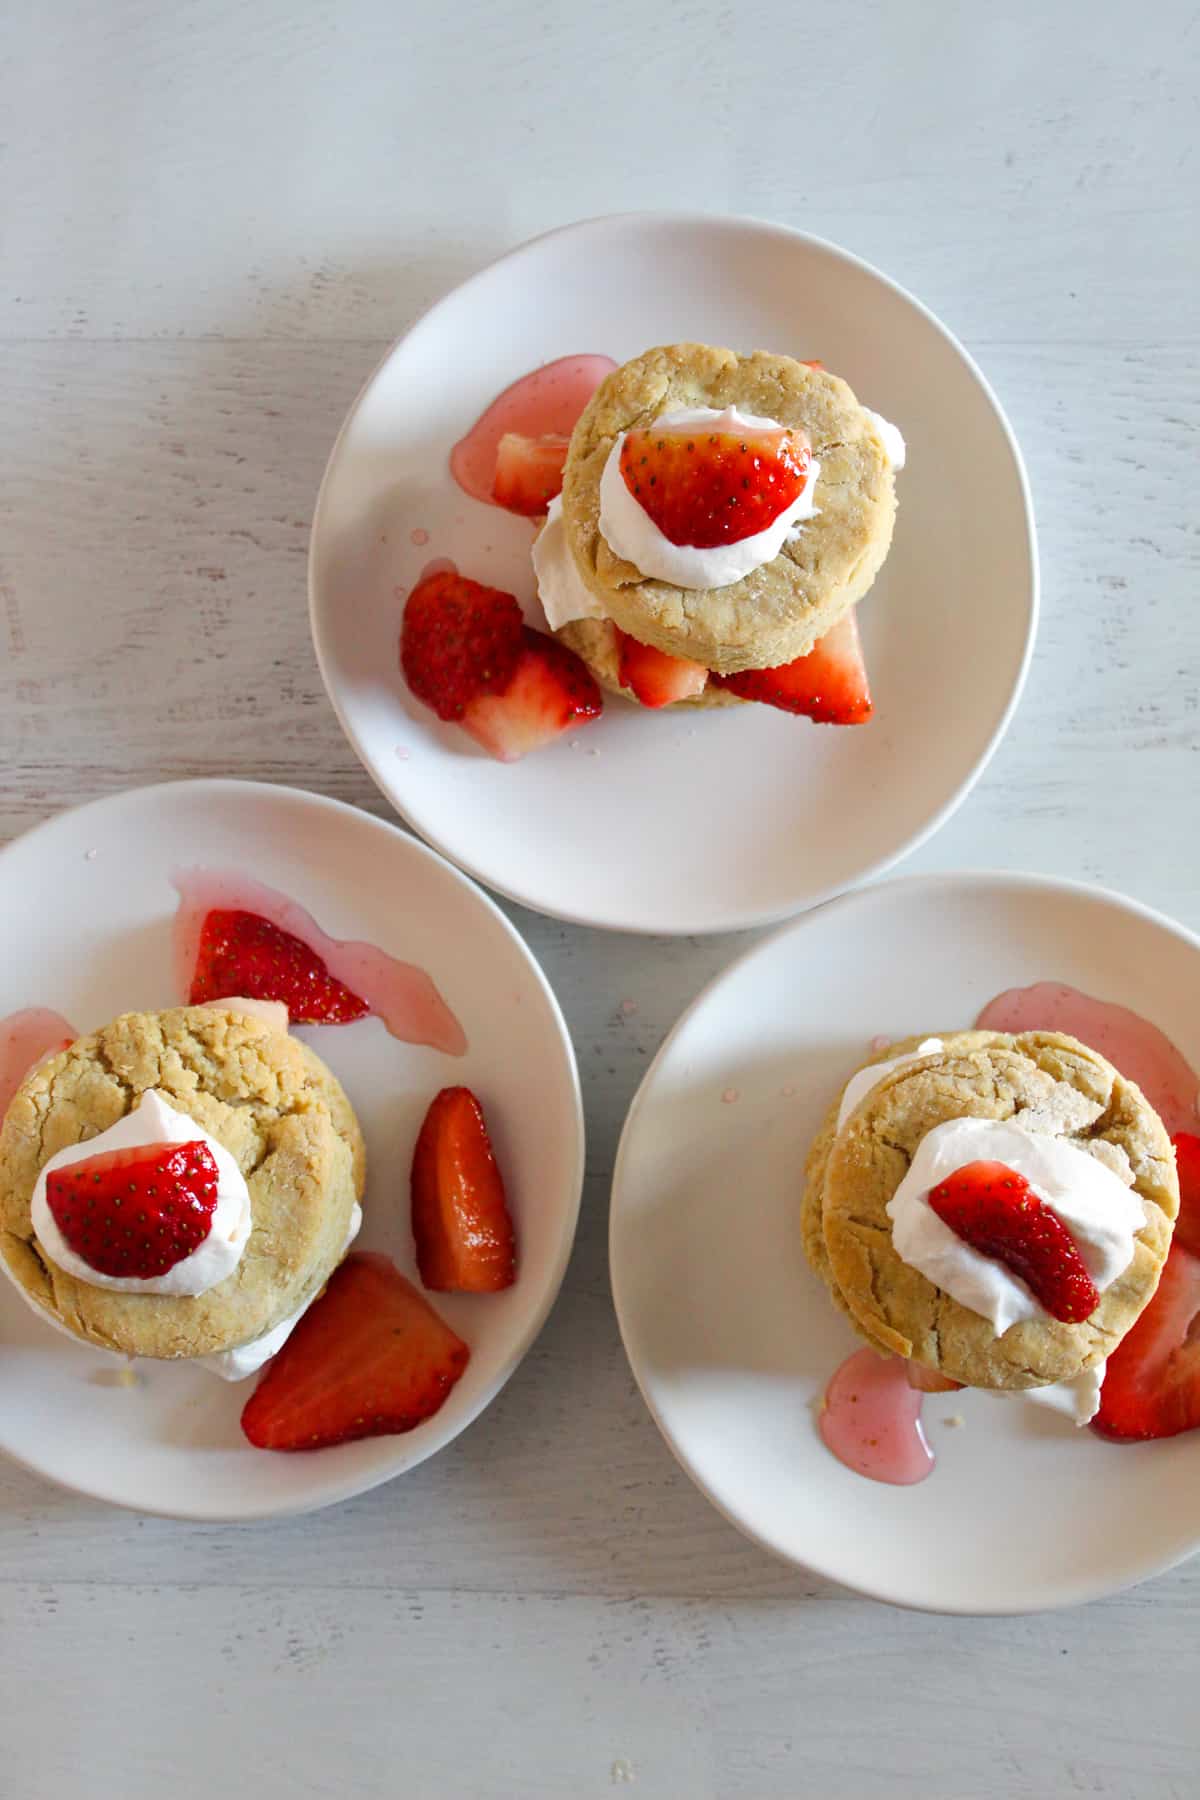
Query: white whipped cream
xmin=198 ymin=1202 xmax=363 ymax=1381
xmin=863 ymin=409 xmax=907 ymax=469
xmin=1019 ymin=1360 xmax=1107 ymax=1426
xmin=598 ymin=406 xmax=821 ymax=591
xmin=887 ymin=1118 xmax=1146 ymax=1336
xmin=532 ymin=496 xmax=608 ymax=633
xmin=836 ymin=1038 xmax=945 ymax=1131
xmin=30 ymin=1090 xmax=251 ymax=1298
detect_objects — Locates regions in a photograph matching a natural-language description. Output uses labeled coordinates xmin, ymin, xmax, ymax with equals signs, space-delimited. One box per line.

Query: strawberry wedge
xmin=401 ymin=572 xmax=603 ymax=760
xmin=714 ymin=612 xmax=873 ymax=724
xmin=614 ymin=628 xmax=708 ymax=707
xmin=492 ymin=433 xmax=570 ymax=517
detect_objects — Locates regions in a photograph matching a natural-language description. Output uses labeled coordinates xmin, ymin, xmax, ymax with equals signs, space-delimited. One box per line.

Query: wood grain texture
xmin=1 ymin=0 xmax=1198 ymax=1794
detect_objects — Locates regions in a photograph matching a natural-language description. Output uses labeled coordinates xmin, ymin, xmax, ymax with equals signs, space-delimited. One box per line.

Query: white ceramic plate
xmin=610 ymin=872 xmax=1200 ymax=1613
xmin=309 ymin=212 xmax=1037 ymax=935
xmin=0 ymin=781 xmax=583 ymax=1520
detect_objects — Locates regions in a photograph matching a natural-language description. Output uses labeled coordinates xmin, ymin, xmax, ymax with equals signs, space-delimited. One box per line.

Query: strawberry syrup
xmin=0 ymin=1009 xmax=78 ymax=1119
xmin=976 ymin=982 xmax=1199 ymax=1135
xmin=449 ymin=355 xmax=617 ymax=506
xmin=171 ymin=869 xmax=467 ymax=1057
xmin=819 ymin=1348 xmax=935 ymax=1485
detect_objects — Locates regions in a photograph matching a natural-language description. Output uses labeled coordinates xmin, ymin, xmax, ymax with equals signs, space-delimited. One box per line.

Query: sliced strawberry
xmin=799 ymin=359 xmax=825 ymax=370
xmin=411 ymin=1086 xmax=516 ymax=1292
xmin=613 ymin=627 xmax=708 ymax=707
xmin=905 ymin=1362 xmax=964 ymax=1394
xmin=461 ymin=626 xmax=602 ymax=761
xmin=1092 ymin=1249 xmax=1200 ymax=1441
xmin=240 ymin=1251 xmax=470 ymax=1451
xmin=46 ymin=1139 xmax=219 ymax=1279
xmin=928 ymin=1160 xmax=1100 ymax=1324
xmin=401 ymin=570 xmax=524 ymax=722
xmin=713 ymin=612 xmax=873 ymax=725
xmin=1171 ymin=1133 xmax=1200 ymax=1258
xmin=491 ymin=433 xmax=570 ymax=516
xmin=619 ymin=423 xmax=811 ymax=548
xmin=189 ymin=909 xmax=369 ymax=1024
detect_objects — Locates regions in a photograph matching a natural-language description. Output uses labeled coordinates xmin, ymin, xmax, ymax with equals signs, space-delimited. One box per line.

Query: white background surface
xmin=1 ymin=3 xmax=1197 ymax=1795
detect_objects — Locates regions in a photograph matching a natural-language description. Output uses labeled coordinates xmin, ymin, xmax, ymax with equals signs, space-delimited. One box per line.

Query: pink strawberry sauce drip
xmin=0 ymin=1009 xmax=78 ymax=1120
xmin=449 ymin=355 xmax=617 ymax=507
xmin=819 ymin=1348 xmax=936 ymax=1485
xmin=170 ymin=869 xmax=467 ymax=1057
xmin=975 ymin=982 xmax=1199 ymax=1135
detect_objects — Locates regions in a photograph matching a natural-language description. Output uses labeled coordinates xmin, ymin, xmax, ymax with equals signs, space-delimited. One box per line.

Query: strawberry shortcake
xmin=0 ymin=1003 xmax=366 ymax=1371
xmin=537 ymin=342 xmax=903 ymax=716
xmin=803 ymin=1030 xmax=1179 ymax=1422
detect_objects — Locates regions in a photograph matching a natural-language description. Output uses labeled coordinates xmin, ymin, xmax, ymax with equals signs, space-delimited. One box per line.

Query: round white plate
xmin=309 ymin=211 xmax=1037 ymax=935
xmin=610 ymin=872 xmax=1200 ymax=1613
xmin=0 ymin=781 xmax=583 ymax=1520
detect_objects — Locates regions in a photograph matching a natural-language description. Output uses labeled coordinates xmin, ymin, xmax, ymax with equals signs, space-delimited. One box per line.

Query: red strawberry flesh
xmin=240 ymin=1251 xmax=470 ymax=1451
xmin=714 ymin=610 xmax=872 ymax=724
xmin=46 ymin=1139 xmax=219 ymax=1278
xmin=904 ymin=1362 xmax=964 ymax=1394
xmin=461 ymin=626 xmax=602 ymax=761
xmin=613 ymin=628 xmax=708 ymax=707
xmin=619 ymin=424 xmax=811 ymax=549
xmin=928 ymin=1159 xmax=1101 ymax=1324
xmin=401 ymin=570 xmax=524 ymax=722
xmin=491 ymin=433 xmax=570 ymax=516
xmin=1093 ymin=1248 xmax=1200 ymax=1441
xmin=1171 ymin=1133 xmax=1200 ymax=1258
xmin=189 ymin=909 xmax=369 ymax=1024
xmin=411 ymin=1086 xmax=516 ymax=1292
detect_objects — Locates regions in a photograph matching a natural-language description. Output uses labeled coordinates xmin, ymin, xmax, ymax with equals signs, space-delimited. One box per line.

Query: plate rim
xmin=307 ymin=209 xmax=1041 ymax=937
xmin=608 ymin=866 xmax=1200 ymax=1613
xmin=0 ymin=777 xmax=586 ymax=1522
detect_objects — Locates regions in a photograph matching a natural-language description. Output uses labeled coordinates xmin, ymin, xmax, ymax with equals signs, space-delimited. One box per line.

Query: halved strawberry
xmin=190 ymin=909 xmax=369 ymax=1024
xmin=905 ymin=1362 xmax=964 ymax=1394
xmin=47 ymin=1139 xmax=219 ymax=1279
xmin=928 ymin=1160 xmax=1100 ymax=1324
xmin=1171 ymin=1133 xmax=1200 ymax=1258
xmin=619 ymin=423 xmax=811 ymax=548
xmin=613 ymin=627 xmax=708 ymax=707
xmin=1092 ymin=1250 xmax=1200 ymax=1441
xmin=411 ymin=1087 xmax=516 ymax=1292
xmin=240 ymin=1252 xmax=470 ymax=1450
xmin=713 ymin=612 xmax=873 ymax=724
xmin=461 ymin=626 xmax=602 ymax=761
xmin=401 ymin=570 xmax=524 ymax=722
xmin=492 ymin=433 xmax=570 ymax=516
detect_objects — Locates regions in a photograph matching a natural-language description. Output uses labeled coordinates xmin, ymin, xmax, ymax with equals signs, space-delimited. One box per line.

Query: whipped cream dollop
xmin=863 ymin=409 xmax=907 ymax=470
xmin=30 ymin=1090 xmax=252 ymax=1298
xmin=1018 ymin=1360 xmax=1107 ymax=1426
xmin=598 ymin=406 xmax=821 ymax=591
xmin=887 ymin=1118 xmax=1146 ymax=1336
xmin=836 ymin=1039 xmax=945 ymax=1131
xmin=532 ymin=495 xmax=608 ymax=633
xmin=198 ymin=1202 xmax=363 ymax=1381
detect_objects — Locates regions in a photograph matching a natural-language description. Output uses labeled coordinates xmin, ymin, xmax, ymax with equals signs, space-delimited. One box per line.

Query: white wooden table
xmin=2 ymin=4 xmax=1197 ymax=1794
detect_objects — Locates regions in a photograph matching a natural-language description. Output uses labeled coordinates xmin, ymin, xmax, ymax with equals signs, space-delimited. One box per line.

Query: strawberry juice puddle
xmin=819 ymin=983 xmax=1200 ymax=1482
xmin=171 ymin=869 xmax=467 ymax=1056
xmin=0 ymin=1009 xmax=78 ymax=1119
xmin=449 ymin=354 xmax=616 ymax=507
xmin=819 ymin=1347 xmax=935 ymax=1485
xmin=976 ymin=981 xmax=1200 ymax=1135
